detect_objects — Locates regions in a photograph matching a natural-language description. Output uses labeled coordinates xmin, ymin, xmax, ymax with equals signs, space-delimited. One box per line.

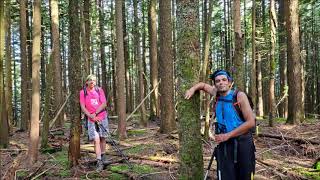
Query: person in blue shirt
xmin=185 ymin=70 xmax=256 ymax=180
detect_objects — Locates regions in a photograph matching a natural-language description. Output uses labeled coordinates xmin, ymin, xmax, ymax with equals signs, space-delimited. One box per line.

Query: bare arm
xmin=215 ymin=92 xmax=255 ymax=143
xmin=185 ymin=82 xmax=217 ymax=99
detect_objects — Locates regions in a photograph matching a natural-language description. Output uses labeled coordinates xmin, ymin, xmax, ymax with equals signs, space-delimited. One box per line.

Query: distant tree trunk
xmin=110 ymin=1 xmax=117 ymax=115
xmin=115 ymin=0 xmax=127 ymax=140
xmin=50 ymin=0 xmax=63 ymax=127
xmin=159 ymin=0 xmax=175 ymax=134
xmin=68 ymin=0 xmax=82 ymax=167
xmin=223 ymin=0 xmax=230 ymax=69
xmin=250 ymin=0 xmax=257 ymax=108
xmin=201 ymin=0 xmax=213 ymax=140
xmin=123 ymin=2 xmax=131 ymax=113
xmin=177 ymin=0 xmax=203 ymax=177
xmin=28 ymin=0 xmax=41 ymax=165
xmin=233 ymin=0 xmax=244 ymax=91
xmin=83 ymin=0 xmax=91 ymax=75
xmin=20 ymin=0 xmax=29 ymax=131
xmin=0 ymin=0 xmax=9 ymax=148
xmin=278 ymin=0 xmax=288 ymax=118
xmin=99 ymin=0 xmax=107 ymax=93
xmin=256 ymin=1 xmax=264 ymax=117
xmin=133 ymin=0 xmax=147 ymax=126
xmin=41 ymin=61 xmax=54 ymax=149
xmin=149 ymin=0 xmax=159 ymax=118
xmin=268 ymin=0 xmax=277 ymax=127
xmin=5 ymin=0 xmax=13 ymax=128
xmin=284 ymin=0 xmax=303 ymax=124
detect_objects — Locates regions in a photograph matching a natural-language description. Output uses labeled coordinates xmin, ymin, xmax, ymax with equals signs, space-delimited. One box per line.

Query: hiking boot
xmin=96 ymin=159 xmax=104 ymax=172
xmin=101 ymin=154 xmax=111 ymax=165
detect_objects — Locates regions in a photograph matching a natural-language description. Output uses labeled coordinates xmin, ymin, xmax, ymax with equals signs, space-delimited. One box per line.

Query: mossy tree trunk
xmin=176 ymin=0 xmax=203 ymax=178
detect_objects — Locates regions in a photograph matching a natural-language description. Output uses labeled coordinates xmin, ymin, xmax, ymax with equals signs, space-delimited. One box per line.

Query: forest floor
xmin=1 ymin=117 xmax=320 ymax=180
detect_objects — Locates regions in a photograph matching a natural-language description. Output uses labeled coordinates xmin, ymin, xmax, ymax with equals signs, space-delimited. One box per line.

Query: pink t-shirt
xmin=80 ymin=87 xmax=107 ymax=122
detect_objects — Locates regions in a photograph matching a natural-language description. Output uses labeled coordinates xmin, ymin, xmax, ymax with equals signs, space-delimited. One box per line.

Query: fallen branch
xmin=49 ymin=93 xmax=71 ymax=129
xmin=2 ymin=152 xmax=25 ymax=180
xmin=258 ymin=133 xmax=320 ymax=145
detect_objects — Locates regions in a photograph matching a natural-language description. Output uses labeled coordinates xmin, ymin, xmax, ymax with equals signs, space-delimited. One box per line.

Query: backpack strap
xmin=232 ymin=89 xmax=245 ymax=121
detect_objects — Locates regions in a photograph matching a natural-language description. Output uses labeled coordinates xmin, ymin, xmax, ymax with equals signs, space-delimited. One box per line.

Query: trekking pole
xmin=95 ymin=121 xmax=133 ymax=169
xmin=204 ymin=145 xmax=217 ymax=180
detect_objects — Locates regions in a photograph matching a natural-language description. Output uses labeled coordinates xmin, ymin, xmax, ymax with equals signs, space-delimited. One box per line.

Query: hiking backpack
xmin=213 ymin=89 xmax=257 ymax=135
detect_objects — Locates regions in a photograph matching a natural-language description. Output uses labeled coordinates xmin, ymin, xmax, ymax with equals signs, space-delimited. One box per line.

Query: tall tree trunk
xmin=149 ymin=0 xmax=159 ymax=118
xmin=159 ymin=0 xmax=175 ymax=133
xmin=5 ymin=0 xmax=13 ymax=128
xmin=99 ymin=0 xmax=107 ymax=93
xmin=68 ymin=0 xmax=82 ymax=167
xmin=201 ymin=0 xmax=213 ymax=140
xmin=50 ymin=0 xmax=63 ymax=127
xmin=250 ymin=0 xmax=257 ymax=108
xmin=115 ymin=0 xmax=127 ymax=140
xmin=123 ymin=2 xmax=131 ymax=113
xmin=278 ymin=0 xmax=288 ymax=118
xmin=0 ymin=0 xmax=9 ymax=148
xmin=133 ymin=0 xmax=147 ymax=126
xmin=177 ymin=0 xmax=203 ymax=178
xmin=28 ymin=0 xmax=41 ymax=165
xmin=256 ymin=1 xmax=264 ymax=117
xmin=20 ymin=0 xmax=29 ymax=131
xmin=268 ymin=0 xmax=277 ymax=127
xmin=233 ymin=0 xmax=244 ymax=91
xmin=284 ymin=0 xmax=303 ymax=124
xmin=83 ymin=0 xmax=91 ymax=75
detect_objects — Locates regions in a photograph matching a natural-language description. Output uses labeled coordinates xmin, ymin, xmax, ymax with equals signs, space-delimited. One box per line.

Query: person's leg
xmin=236 ymin=133 xmax=255 ymax=180
xmin=88 ymin=121 xmax=104 ymax=171
xmin=98 ymin=117 xmax=109 ymax=163
xmin=216 ymin=140 xmax=236 ymax=180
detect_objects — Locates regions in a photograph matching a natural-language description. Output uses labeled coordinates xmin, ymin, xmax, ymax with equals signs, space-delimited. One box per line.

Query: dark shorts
xmin=216 ymin=132 xmax=256 ymax=180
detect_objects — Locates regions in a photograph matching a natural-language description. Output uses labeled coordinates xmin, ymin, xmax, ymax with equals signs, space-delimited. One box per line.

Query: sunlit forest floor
xmin=1 ymin=117 xmax=320 ymax=180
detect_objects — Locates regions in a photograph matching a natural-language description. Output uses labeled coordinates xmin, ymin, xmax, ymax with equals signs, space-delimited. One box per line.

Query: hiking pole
xmin=204 ymin=144 xmax=217 ymax=180
xmin=95 ymin=121 xmax=133 ymax=169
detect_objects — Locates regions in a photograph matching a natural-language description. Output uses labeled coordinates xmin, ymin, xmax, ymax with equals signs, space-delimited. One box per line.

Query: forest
xmin=0 ymin=0 xmax=319 ymax=179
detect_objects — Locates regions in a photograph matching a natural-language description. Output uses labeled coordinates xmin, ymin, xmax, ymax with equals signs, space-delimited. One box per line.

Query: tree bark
xmin=5 ymin=0 xmax=12 ymax=128
xmin=176 ymin=0 xmax=204 ymax=178
xmin=278 ymin=0 xmax=288 ymax=118
xmin=115 ymin=0 xmax=127 ymax=140
xmin=250 ymin=0 xmax=257 ymax=108
xmin=28 ymin=0 xmax=41 ymax=165
xmin=284 ymin=0 xmax=303 ymax=124
xmin=133 ymin=0 xmax=147 ymax=126
xmin=149 ymin=0 xmax=159 ymax=119
xmin=83 ymin=0 xmax=91 ymax=75
xmin=233 ymin=0 xmax=244 ymax=91
xmin=268 ymin=0 xmax=277 ymax=127
xmin=68 ymin=0 xmax=82 ymax=167
xmin=19 ymin=0 xmax=29 ymax=131
xmin=50 ymin=0 xmax=63 ymax=127
xmin=0 ymin=0 xmax=9 ymax=148
xmin=159 ymin=0 xmax=176 ymax=134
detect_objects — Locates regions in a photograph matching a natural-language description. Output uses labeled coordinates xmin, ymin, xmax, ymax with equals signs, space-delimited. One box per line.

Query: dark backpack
xmin=213 ymin=89 xmax=257 ymax=134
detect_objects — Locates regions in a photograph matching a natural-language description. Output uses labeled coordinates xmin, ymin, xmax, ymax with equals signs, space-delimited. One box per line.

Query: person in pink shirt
xmin=80 ymin=74 xmax=109 ymax=172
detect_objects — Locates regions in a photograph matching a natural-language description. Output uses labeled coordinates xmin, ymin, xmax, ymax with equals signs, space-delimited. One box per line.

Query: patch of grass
xmin=274 ymin=117 xmax=287 ymax=123
xmin=16 ymin=170 xmax=28 ymax=178
xmin=127 ymin=129 xmax=147 ymax=137
xmin=124 ymin=144 xmax=156 ymax=154
xmin=110 ymin=164 xmax=156 ymax=175
xmin=314 ymin=161 xmax=320 ymax=170
xmin=80 ymin=171 xmax=100 ymax=179
xmin=107 ymin=172 xmax=127 ymax=180
xmin=64 ymin=122 xmax=71 ymax=129
xmin=48 ymin=148 xmax=71 ymax=178
xmin=293 ymin=167 xmax=320 ymax=180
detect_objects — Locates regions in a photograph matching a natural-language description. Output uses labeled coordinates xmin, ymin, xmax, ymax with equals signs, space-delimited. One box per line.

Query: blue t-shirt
xmin=215 ymin=90 xmax=244 ymax=133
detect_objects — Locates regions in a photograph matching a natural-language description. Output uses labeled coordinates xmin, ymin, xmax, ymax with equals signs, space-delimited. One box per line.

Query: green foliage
xmin=315 ymin=161 xmax=320 ymax=170
xmin=124 ymin=144 xmax=156 ymax=154
xmin=110 ymin=164 xmax=156 ymax=175
xmin=127 ymin=129 xmax=146 ymax=137
xmin=107 ymin=173 xmax=127 ymax=180
xmin=16 ymin=170 xmax=28 ymax=178
xmin=293 ymin=167 xmax=320 ymax=180
xmin=47 ymin=148 xmax=71 ymax=177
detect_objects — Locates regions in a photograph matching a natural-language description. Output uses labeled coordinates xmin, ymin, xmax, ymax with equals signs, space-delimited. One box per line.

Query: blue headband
xmin=210 ymin=70 xmax=233 ymax=81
